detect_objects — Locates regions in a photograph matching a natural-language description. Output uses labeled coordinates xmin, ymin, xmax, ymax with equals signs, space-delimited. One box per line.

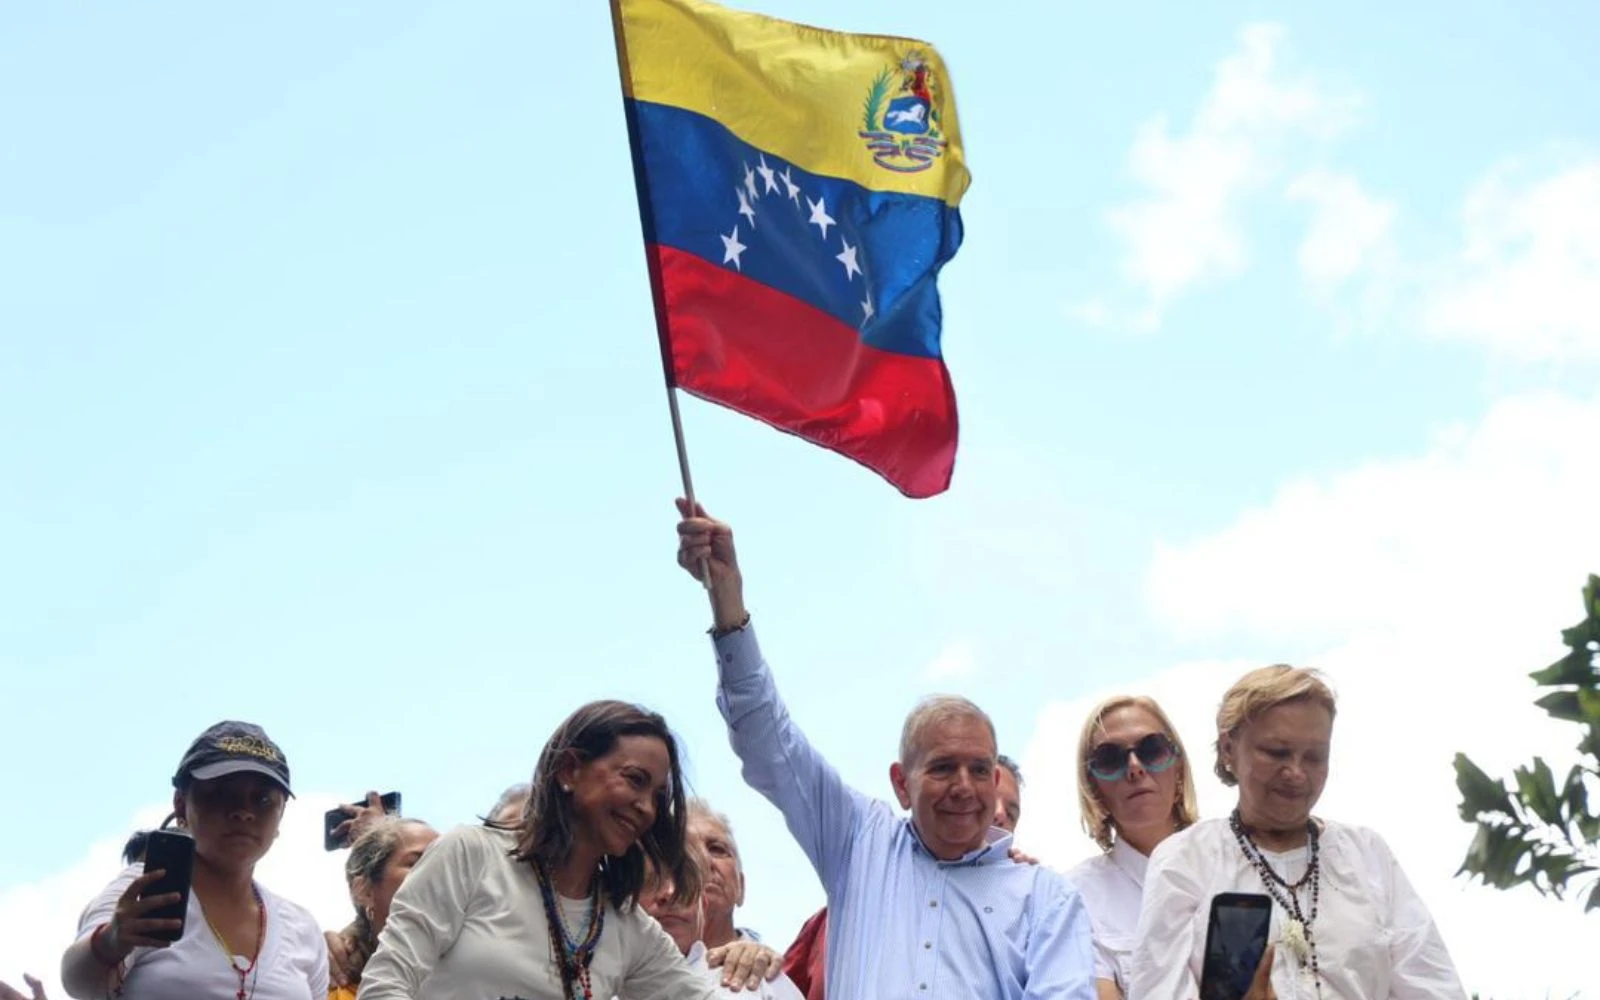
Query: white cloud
xmin=1019 ymin=389 xmax=1600 ymax=999
xmin=1090 ymin=24 xmax=1359 ymax=327
xmin=1287 ymin=170 xmax=1397 ymax=292
xmin=923 ymin=639 xmax=978 ymax=682
xmin=1424 ymin=157 xmax=1600 ymax=362
xmin=1146 ymin=390 xmax=1600 ymax=643
xmin=0 ymin=794 xmax=356 ymax=999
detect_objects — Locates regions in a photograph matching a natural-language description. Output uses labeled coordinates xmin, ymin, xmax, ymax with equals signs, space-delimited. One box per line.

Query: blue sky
xmin=4 ymin=2 xmax=1599 ymax=996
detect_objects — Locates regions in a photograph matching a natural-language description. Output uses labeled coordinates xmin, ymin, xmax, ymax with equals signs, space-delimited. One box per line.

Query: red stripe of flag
xmin=654 ymin=245 xmax=957 ymax=498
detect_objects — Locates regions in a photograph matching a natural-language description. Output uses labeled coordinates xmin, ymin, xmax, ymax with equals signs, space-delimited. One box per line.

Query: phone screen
xmin=139 ymin=831 xmax=196 ymax=942
xmin=1199 ymin=892 xmax=1273 ymax=1000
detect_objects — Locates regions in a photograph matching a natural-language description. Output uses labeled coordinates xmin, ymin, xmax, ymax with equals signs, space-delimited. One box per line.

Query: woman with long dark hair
xmin=356 ymin=700 xmax=722 ymax=1000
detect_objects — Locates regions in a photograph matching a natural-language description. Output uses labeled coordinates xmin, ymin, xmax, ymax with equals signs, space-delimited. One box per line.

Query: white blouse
xmin=1129 ymin=818 xmax=1465 ymax=1000
xmin=357 ymin=824 xmax=718 ymax=1000
xmin=1067 ymin=839 xmax=1148 ymax=993
xmin=77 ymin=865 xmax=327 ymax=1000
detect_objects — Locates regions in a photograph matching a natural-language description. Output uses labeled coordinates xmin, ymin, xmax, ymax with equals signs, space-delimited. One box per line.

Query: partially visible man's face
xmin=688 ymin=815 xmax=743 ymax=924
xmin=891 ymin=714 xmax=999 ymax=861
xmin=993 ymin=766 xmax=1021 ymax=832
xmin=641 ymin=863 xmax=702 ymax=955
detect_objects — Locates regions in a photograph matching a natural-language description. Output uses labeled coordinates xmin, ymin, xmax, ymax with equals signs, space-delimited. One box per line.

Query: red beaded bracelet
xmin=89 ymin=923 xmax=117 ymax=965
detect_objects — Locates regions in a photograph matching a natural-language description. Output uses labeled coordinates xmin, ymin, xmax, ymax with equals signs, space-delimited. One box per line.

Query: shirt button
xmin=983 ymin=906 xmax=993 ymax=914
xmin=919 ymin=985 xmax=927 ymax=992
xmin=929 ymin=900 xmax=938 ymax=908
xmin=923 ymin=942 xmax=932 ymax=949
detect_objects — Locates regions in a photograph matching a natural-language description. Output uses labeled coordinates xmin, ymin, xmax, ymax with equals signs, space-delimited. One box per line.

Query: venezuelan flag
xmin=612 ymin=0 xmax=969 ymax=498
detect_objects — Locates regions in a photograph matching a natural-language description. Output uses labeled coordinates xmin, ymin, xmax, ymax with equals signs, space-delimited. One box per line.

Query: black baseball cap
xmin=172 ymin=721 xmax=294 ymax=797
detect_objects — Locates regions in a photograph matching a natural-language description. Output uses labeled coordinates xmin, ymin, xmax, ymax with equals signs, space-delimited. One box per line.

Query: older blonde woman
xmin=1067 ymin=695 xmax=1199 ymax=1000
xmin=1129 ymin=666 xmax=1465 ymax=1000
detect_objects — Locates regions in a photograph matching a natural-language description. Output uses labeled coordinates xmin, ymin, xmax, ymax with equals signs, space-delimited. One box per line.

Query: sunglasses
xmin=1087 ymin=733 xmax=1180 ymax=782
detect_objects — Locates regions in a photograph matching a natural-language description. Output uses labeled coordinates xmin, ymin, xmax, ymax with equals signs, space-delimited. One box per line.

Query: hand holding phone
xmin=135 ymin=831 xmax=196 ymax=943
xmin=323 ymin=791 xmax=401 ymax=851
xmin=103 ymin=871 xmax=185 ymax=954
xmin=1199 ymin=892 xmax=1273 ymax=1000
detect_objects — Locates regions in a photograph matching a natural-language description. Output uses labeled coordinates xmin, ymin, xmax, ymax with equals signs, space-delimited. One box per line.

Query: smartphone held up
xmin=138 ymin=830 xmax=197 ymax=942
xmin=323 ymin=791 xmax=401 ymax=851
xmin=1199 ymin=892 xmax=1274 ymax=1000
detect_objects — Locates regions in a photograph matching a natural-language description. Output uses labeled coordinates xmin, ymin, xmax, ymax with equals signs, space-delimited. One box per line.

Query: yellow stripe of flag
xmin=614 ymin=0 xmax=970 ymax=204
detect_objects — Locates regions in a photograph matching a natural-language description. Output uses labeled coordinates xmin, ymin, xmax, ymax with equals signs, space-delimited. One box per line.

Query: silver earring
xmin=561 ymin=785 xmax=571 ymax=792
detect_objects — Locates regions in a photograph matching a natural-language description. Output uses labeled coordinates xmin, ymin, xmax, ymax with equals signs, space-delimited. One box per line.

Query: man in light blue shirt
xmin=676 ymin=501 xmax=1096 ymax=1000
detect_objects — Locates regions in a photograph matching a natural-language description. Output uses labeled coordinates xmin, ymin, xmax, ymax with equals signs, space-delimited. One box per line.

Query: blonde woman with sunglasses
xmin=1067 ymin=696 xmax=1200 ymax=1000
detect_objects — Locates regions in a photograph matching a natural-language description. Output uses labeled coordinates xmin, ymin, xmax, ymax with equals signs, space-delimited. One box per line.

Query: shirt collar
xmin=1110 ymin=837 xmax=1149 ymax=886
xmin=686 ymin=940 xmax=708 ymax=967
xmin=908 ymin=818 xmax=1013 ymax=866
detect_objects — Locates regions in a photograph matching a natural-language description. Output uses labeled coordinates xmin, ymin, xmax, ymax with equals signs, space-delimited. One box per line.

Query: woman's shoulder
xmin=1150 ymin=818 xmax=1230 ymax=862
xmin=1315 ymin=817 xmax=1400 ymax=866
xmin=259 ymin=885 xmax=328 ymax=943
xmin=1064 ymin=851 xmax=1130 ymax=912
xmin=1066 ymin=850 xmax=1110 ymax=880
xmin=450 ymin=822 xmax=517 ymax=844
xmin=428 ymin=822 xmax=518 ymax=862
xmin=1140 ymin=818 xmax=1236 ymax=890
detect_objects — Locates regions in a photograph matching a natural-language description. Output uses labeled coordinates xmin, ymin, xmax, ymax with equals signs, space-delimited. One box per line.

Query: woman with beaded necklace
xmin=1129 ymin=666 xmax=1465 ymax=1000
xmin=356 ymin=700 xmax=724 ymax=1000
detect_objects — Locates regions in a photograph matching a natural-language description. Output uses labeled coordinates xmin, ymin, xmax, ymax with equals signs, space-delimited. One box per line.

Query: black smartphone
xmin=1199 ymin=892 xmax=1274 ymax=1000
xmin=138 ymin=830 xmax=196 ymax=942
xmin=323 ymin=791 xmax=402 ymax=851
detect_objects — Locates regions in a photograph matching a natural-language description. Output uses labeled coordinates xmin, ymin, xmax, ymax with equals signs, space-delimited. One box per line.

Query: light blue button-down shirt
xmin=713 ymin=627 xmax=1095 ymax=1000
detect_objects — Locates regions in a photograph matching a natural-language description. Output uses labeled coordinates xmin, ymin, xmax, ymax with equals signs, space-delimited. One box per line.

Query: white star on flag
xmin=836 ymin=238 xmax=861 ymax=281
xmin=807 ymin=196 xmax=835 ymax=239
xmin=719 ymin=154 xmax=875 ymax=331
xmin=721 ymin=226 xmax=747 ymax=270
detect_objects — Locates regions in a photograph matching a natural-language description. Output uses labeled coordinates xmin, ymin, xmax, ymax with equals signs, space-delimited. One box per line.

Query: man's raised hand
xmin=675 ymin=499 xmax=747 ymax=631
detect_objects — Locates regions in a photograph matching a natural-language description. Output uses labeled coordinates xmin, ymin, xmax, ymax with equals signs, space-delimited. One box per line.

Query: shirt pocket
xmin=1095 ymin=932 xmax=1136 ymax=990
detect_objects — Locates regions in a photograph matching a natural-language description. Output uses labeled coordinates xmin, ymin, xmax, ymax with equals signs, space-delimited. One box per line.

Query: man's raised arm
xmin=675 ymin=499 xmax=867 ymax=892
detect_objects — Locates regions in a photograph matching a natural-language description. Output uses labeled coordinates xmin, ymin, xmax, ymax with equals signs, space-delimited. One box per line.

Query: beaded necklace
xmin=201 ymin=884 xmax=266 ymax=1000
xmin=1229 ymin=809 xmax=1323 ymax=999
xmin=533 ymin=861 xmax=604 ymax=1000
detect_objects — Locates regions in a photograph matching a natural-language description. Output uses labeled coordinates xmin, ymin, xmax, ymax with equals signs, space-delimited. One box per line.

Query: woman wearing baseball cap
xmin=61 ymin=721 xmax=328 ymax=999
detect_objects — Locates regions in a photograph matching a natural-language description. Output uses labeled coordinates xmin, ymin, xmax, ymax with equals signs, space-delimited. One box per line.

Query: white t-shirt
xmin=1066 ymin=838 xmax=1148 ymax=993
xmin=1129 ymin=818 xmax=1466 ymax=1000
xmin=357 ymin=824 xmax=720 ymax=1000
xmin=77 ymin=864 xmax=328 ymax=1000
xmin=682 ymin=941 xmax=805 ymax=1000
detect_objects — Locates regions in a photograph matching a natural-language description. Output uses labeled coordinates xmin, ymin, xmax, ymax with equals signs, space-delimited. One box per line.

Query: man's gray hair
xmin=899 ymin=695 xmax=997 ymax=768
xmin=487 ymin=783 xmax=530 ymax=824
xmin=687 ymin=797 xmax=743 ymax=876
xmin=998 ymin=753 xmax=1023 ymax=785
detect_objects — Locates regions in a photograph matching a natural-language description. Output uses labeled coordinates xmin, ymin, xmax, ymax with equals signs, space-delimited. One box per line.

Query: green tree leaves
xmin=1455 ymin=575 xmax=1600 ymax=911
